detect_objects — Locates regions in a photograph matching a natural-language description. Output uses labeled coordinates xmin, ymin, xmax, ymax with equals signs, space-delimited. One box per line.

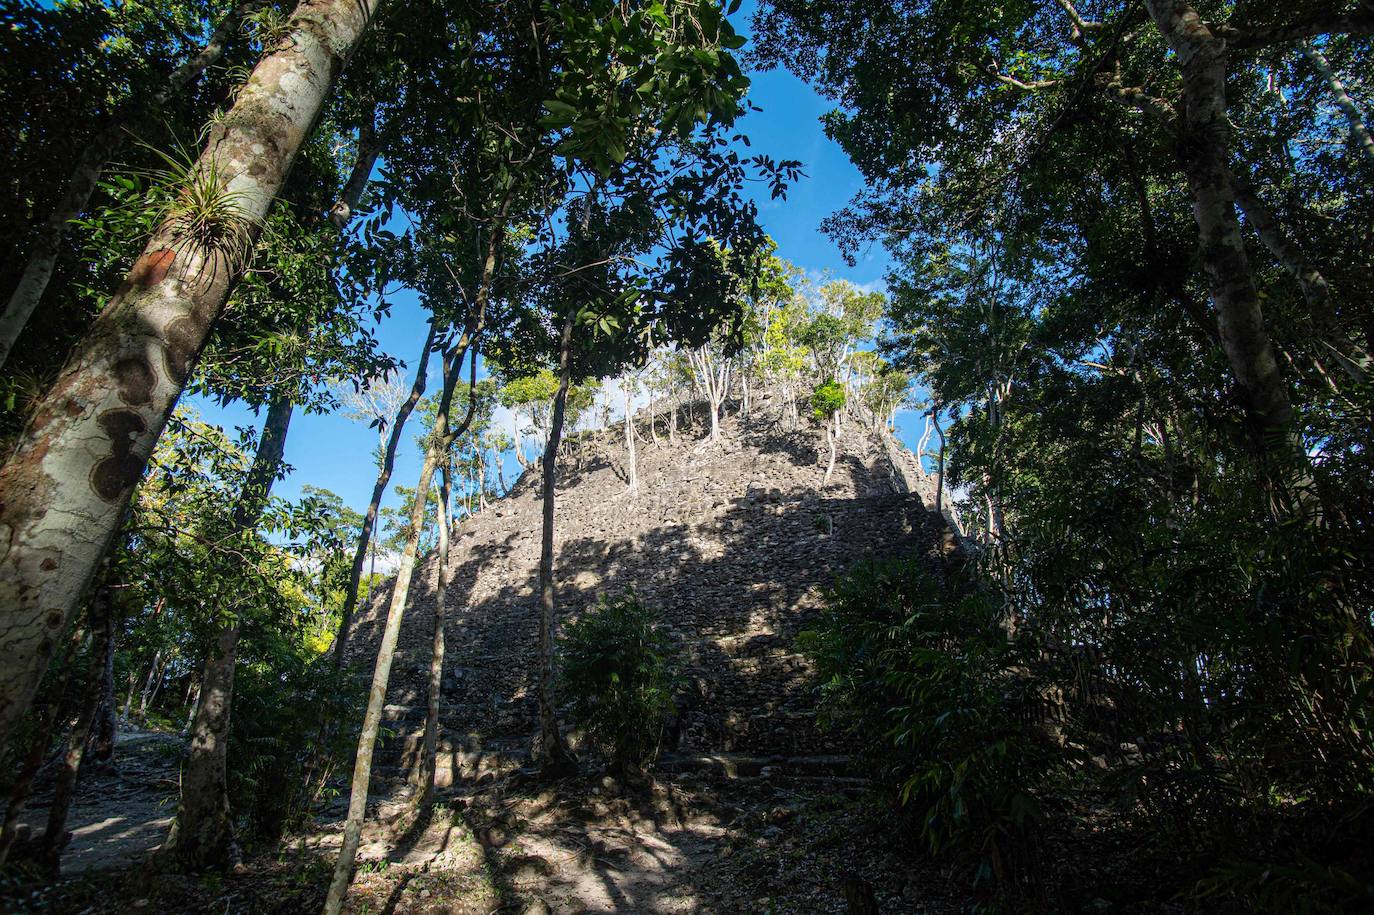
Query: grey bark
xmin=624 ymin=379 xmax=638 ymax=496
xmin=328 ymin=104 xmax=382 ymax=228
xmin=0 ymin=0 xmax=385 ymax=749
xmin=1231 ymin=180 xmax=1367 ymax=380
xmin=413 ymin=461 xmax=452 ymax=805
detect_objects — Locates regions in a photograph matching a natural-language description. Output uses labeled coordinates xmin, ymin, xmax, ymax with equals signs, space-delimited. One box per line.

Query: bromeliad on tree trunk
xmin=0 ymin=0 xmax=386 ymax=750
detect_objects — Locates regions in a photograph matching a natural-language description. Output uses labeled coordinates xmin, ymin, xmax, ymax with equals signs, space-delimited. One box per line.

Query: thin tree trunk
xmin=0 ymin=623 xmax=85 ymax=868
xmin=933 ymin=408 xmax=947 ymax=517
xmin=624 ymin=379 xmax=638 ymax=496
xmin=326 ymin=201 xmax=502 ymax=903
xmin=647 ymin=385 xmax=658 ymax=444
xmin=1144 ymin=1 xmax=1297 ymax=446
xmin=153 ymin=393 xmax=294 ymax=872
xmin=138 ymin=649 xmax=163 ymax=717
xmin=325 ymin=336 xmax=482 ymax=915
xmin=328 ymin=104 xmax=381 ymax=228
xmin=122 ymin=669 xmax=137 ymax=721
xmin=1231 ymin=180 xmax=1366 ymax=379
xmin=413 ymin=462 xmax=452 ymax=806
xmin=0 ymin=0 xmax=385 ymax=748
xmin=145 ymin=659 xmax=169 ymax=717
xmin=36 ymin=577 xmax=118 ymax=873
xmin=1301 ymin=41 xmax=1374 ymax=169
xmin=822 ymin=416 xmax=837 ymax=487
xmin=0 ymin=0 xmax=265 ymax=369
xmin=84 ymin=604 xmax=120 ymax=772
xmin=536 ymin=310 xmax=578 ymax=775
xmin=332 ymin=322 xmax=438 ymax=668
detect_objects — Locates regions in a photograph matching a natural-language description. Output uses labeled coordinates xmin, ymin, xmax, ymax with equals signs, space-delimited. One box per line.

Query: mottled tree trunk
xmin=536 ymin=310 xmax=578 ymax=776
xmin=0 ymin=0 xmax=385 ymax=749
xmin=154 ymin=393 xmax=293 ymax=872
xmin=0 ymin=0 xmax=264 ymax=369
xmin=332 ymin=322 xmax=437 ymax=668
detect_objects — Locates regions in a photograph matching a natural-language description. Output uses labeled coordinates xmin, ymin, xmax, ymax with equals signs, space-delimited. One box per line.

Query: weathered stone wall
xmin=346 ymin=396 xmax=950 ymax=766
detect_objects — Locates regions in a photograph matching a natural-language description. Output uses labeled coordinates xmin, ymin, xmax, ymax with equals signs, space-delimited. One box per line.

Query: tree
xmin=0 ymin=0 xmax=385 ymax=748
xmin=330 ymin=322 xmax=437 ymax=668
xmin=753 ymin=0 xmax=1374 ymax=499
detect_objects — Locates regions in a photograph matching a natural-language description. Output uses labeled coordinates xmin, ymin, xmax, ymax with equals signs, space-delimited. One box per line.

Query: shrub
xmin=228 ymin=652 xmax=362 ymax=847
xmin=559 ymin=593 xmax=678 ymax=775
xmin=799 ymin=557 xmax=1061 ymax=891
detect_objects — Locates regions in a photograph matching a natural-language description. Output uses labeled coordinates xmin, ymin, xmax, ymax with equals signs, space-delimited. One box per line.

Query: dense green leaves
xmin=559 ymin=593 xmax=679 ymax=775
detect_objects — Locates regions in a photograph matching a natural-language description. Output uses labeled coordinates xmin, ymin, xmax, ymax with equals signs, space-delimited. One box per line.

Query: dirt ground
xmin=2 ymin=728 xmax=962 ymax=914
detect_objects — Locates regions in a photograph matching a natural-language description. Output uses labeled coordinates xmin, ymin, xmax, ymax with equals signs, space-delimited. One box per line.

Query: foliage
xmin=800 ymin=558 xmax=1061 ymax=892
xmin=229 ymin=655 xmax=363 ymax=848
xmin=559 ymin=593 xmax=679 ymax=775
xmin=809 ymin=380 xmax=845 ymax=421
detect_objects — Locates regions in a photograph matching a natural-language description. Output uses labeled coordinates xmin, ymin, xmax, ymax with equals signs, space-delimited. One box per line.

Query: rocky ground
xmin=3 ymin=404 xmax=968 ymax=913
xmin=3 ymin=738 xmax=963 ymax=914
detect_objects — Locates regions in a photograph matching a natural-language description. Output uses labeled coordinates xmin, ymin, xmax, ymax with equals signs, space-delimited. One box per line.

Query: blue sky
xmin=189 ymin=4 xmax=913 ymax=517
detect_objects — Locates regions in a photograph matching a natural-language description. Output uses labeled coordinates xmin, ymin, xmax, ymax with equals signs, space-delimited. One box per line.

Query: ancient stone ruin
xmin=346 ymin=395 xmax=956 ymax=785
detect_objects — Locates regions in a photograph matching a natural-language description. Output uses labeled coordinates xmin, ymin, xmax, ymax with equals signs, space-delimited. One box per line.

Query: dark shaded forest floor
xmin=2 ymin=728 xmax=964 ymax=914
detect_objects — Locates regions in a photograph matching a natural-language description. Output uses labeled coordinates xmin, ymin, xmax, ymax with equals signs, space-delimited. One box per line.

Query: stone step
xmin=658 ymin=753 xmax=854 ymax=779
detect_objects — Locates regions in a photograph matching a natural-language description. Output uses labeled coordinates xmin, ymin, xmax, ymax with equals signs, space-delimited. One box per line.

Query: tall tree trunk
xmin=536 ymin=310 xmax=578 ymax=776
xmin=933 ymin=407 xmax=947 ymax=517
xmin=328 ymin=104 xmax=381 ymax=228
xmin=1231 ymin=180 xmax=1366 ymax=380
xmin=822 ymin=415 xmax=838 ymax=487
xmin=623 ymin=379 xmax=638 ymax=496
xmin=154 ymin=392 xmax=294 ymax=872
xmin=413 ymin=462 xmax=452 ymax=806
xmin=138 ymin=649 xmax=163 ymax=717
xmin=0 ymin=0 xmax=265 ymax=369
xmin=1301 ymin=41 xmax=1374 ymax=169
xmin=0 ymin=0 xmax=385 ymax=748
xmin=1144 ymin=2 xmax=1298 ymax=448
xmin=325 ymin=337 xmax=482 ymax=915
xmin=35 ymin=576 xmax=119 ymax=874
xmin=0 ymin=623 xmax=86 ymax=868
xmin=332 ymin=322 xmax=437 ymax=668
xmin=84 ymin=607 xmax=119 ymax=773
